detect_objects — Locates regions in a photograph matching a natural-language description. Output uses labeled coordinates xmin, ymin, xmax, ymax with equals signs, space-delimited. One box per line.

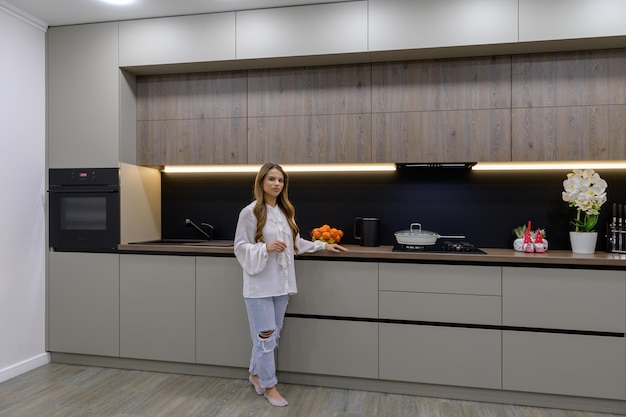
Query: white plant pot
xmin=569 ymin=231 xmax=598 ymax=254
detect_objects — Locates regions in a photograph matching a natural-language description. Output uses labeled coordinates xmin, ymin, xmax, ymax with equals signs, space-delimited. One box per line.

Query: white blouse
xmin=234 ymin=201 xmax=326 ymax=298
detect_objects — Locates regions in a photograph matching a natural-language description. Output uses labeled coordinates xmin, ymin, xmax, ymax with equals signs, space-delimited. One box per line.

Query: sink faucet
xmin=185 ymin=218 xmax=213 ymax=240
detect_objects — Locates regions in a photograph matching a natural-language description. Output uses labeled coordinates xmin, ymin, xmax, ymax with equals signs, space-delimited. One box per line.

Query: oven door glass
xmin=49 ymin=189 xmax=119 ymax=251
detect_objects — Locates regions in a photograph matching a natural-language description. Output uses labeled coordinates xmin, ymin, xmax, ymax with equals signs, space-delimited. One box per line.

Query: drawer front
xmin=380 ymin=323 xmax=501 ymax=389
xmin=379 ymin=263 xmax=501 ymax=295
xmin=380 ymin=291 xmax=501 ymax=325
xmin=503 ymin=331 xmax=626 ymax=400
xmin=503 ymin=267 xmax=626 ymax=333
xmin=291 ymin=260 xmax=378 ymax=317
xmin=278 ymin=317 xmax=378 ymax=379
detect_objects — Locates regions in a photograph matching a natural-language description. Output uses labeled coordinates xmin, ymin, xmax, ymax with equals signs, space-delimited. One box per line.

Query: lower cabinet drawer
xmin=277 ymin=317 xmax=378 ymax=379
xmin=503 ymin=331 xmax=626 ymax=400
xmin=379 ymin=323 xmax=501 ymax=389
xmin=380 ymin=291 xmax=501 ymax=325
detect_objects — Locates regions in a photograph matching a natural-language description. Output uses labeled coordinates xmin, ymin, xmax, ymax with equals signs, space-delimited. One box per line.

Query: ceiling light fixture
xmin=101 ymin=0 xmax=134 ymax=5
xmin=162 ymin=163 xmax=397 ymax=173
xmin=472 ymin=161 xmax=626 ymax=171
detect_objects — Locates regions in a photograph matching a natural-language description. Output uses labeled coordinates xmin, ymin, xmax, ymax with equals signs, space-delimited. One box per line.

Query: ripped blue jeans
xmin=244 ymin=295 xmax=289 ymax=389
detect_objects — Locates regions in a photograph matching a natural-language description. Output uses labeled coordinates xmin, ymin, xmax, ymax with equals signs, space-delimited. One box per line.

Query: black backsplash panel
xmin=161 ymin=170 xmax=626 ymax=250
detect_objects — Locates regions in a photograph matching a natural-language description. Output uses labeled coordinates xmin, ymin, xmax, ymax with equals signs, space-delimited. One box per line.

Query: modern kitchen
xmin=2 ymin=0 xmax=626 ymax=415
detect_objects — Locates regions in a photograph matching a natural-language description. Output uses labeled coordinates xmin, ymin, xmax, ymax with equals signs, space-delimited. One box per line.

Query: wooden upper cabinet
xmin=511 ymin=49 xmax=626 ymax=161
xmin=119 ymin=13 xmax=236 ymax=67
xmin=236 ymin=2 xmax=368 ymax=60
xmin=519 ymin=0 xmax=626 ymax=42
xmin=247 ymin=64 xmax=372 ymax=164
xmin=369 ymin=0 xmax=518 ymax=52
xmin=371 ymin=57 xmax=512 ymax=163
xmin=136 ymin=72 xmax=248 ymax=165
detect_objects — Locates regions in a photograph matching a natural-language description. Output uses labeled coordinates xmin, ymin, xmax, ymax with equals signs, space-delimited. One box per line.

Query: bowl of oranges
xmin=311 ymin=224 xmax=344 ymax=244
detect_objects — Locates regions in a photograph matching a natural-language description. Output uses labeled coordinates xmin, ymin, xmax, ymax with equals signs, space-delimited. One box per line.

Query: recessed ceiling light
xmin=101 ymin=0 xmax=134 ymax=5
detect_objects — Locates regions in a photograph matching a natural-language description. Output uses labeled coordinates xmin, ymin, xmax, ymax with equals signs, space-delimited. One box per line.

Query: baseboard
xmin=0 ymin=352 xmax=50 ymax=384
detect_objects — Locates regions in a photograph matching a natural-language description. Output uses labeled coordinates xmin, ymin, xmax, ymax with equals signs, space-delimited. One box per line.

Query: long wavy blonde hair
xmin=252 ymin=163 xmax=300 ymax=253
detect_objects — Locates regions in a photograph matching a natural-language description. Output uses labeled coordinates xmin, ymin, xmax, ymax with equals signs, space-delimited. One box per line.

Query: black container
xmin=354 ymin=217 xmax=380 ymax=247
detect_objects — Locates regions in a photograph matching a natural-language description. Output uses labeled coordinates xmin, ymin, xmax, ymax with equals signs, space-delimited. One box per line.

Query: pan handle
xmin=438 ymin=235 xmax=466 ymax=239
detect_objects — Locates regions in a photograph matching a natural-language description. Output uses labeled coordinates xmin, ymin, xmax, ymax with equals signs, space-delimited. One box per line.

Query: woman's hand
xmin=266 ymin=240 xmax=287 ymax=253
xmin=325 ymin=243 xmax=348 ymax=253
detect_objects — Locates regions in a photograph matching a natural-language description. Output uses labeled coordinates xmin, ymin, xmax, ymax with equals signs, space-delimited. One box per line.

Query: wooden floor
xmin=0 ymin=364 xmax=619 ymax=417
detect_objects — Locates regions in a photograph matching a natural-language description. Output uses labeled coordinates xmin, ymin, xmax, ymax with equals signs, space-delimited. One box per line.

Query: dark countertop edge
xmin=117 ymin=243 xmax=626 ymax=269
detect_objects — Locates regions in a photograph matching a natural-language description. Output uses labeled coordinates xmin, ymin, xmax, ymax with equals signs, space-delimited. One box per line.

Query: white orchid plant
xmin=562 ymin=169 xmax=607 ymax=232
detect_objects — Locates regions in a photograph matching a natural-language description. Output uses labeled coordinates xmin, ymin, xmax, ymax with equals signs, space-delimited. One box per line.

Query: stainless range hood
xmin=396 ymin=162 xmax=476 ymax=169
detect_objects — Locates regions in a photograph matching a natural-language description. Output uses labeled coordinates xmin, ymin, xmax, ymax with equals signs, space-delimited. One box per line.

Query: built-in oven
xmin=49 ymin=168 xmax=120 ymax=252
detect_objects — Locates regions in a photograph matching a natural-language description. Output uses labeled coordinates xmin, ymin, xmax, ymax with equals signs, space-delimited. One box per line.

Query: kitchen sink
xmin=129 ymin=239 xmax=234 ymax=247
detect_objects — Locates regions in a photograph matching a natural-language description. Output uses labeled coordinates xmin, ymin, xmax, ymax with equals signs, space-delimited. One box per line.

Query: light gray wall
xmin=0 ymin=6 xmax=48 ymax=381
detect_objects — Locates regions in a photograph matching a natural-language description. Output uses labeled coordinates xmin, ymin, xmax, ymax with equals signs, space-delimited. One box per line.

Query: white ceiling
xmin=5 ymin=0 xmax=351 ymax=27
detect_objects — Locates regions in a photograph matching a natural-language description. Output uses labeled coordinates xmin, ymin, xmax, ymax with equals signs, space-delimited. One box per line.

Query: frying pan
xmin=394 ymin=223 xmax=465 ymax=245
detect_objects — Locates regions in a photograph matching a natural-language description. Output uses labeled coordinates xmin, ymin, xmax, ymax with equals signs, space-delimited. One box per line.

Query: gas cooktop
xmin=392 ymin=240 xmax=486 ymax=254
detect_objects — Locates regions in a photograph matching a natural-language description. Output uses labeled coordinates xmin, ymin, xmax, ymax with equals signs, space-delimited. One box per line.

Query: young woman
xmin=234 ymin=162 xmax=347 ymax=407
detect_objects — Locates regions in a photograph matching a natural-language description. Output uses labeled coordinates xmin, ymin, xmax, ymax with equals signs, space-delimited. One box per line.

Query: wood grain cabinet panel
xmin=136 ymin=72 xmax=247 ymax=121
xmin=248 ymin=114 xmax=371 ymax=164
xmin=247 ymin=64 xmax=371 ymax=117
xmin=372 ymin=109 xmax=510 ymax=162
xmin=372 ymin=57 xmax=512 ymax=112
xmin=512 ymin=105 xmax=626 ymax=161
xmin=371 ymin=57 xmax=512 ymax=163
xmin=136 ymin=72 xmax=248 ymax=165
xmin=137 ymin=118 xmax=247 ymax=165
xmin=512 ymin=50 xmax=626 ymax=108
xmin=511 ymin=49 xmax=626 ymax=161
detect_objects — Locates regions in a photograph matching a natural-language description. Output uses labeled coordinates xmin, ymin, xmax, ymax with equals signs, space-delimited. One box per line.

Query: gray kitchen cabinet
xmin=502 ymin=267 xmax=625 ymax=333
xmin=278 ymin=317 xmax=378 ymax=379
xmin=236 ymin=1 xmax=367 ymax=60
xmin=378 ymin=263 xmax=502 ymax=389
xmin=119 ymin=254 xmax=195 ymax=363
xmin=502 ymin=267 xmax=626 ymax=399
xmin=519 ymin=0 xmax=626 ymax=43
xmin=368 ymin=0 xmax=518 ymax=52
xmin=289 ymin=260 xmax=378 ymax=317
xmin=48 ymin=22 xmax=120 ymax=168
xmin=379 ymin=324 xmax=501 ymax=389
xmin=119 ymin=13 xmax=236 ymax=68
xmin=277 ymin=260 xmax=378 ymax=378
xmin=503 ymin=331 xmax=625 ymax=400
xmin=48 ymin=252 xmax=120 ymax=357
xmin=196 ymin=257 xmax=250 ymax=368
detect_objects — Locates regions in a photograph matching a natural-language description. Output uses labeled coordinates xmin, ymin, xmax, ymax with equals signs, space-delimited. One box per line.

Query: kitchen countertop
xmin=118 ymin=242 xmax=626 ymax=268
